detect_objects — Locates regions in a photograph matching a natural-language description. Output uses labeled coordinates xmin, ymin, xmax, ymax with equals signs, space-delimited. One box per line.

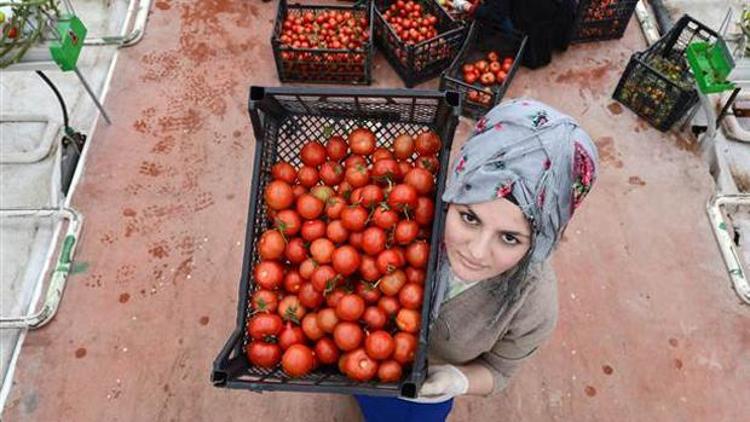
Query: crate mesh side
xmin=572 ymin=0 xmax=638 ymax=42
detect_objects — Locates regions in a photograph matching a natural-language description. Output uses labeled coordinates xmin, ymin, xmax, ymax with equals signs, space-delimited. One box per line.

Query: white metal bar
xmin=0 ymin=115 xmax=60 ymax=164
xmin=706 ymin=194 xmax=750 ymax=305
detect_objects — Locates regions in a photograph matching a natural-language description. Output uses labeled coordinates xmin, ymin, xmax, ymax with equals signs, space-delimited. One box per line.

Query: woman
xmin=355 ymin=99 xmax=599 ymax=421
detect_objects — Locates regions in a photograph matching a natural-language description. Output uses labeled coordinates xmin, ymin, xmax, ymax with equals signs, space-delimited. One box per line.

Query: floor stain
xmin=602 ymin=365 xmax=614 ymax=375
xmin=123 ymin=208 xmax=137 ymax=217
xmin=585 ymin=385 xmax=597 ymax=397
xmin=119 ymin=293 xmax=130 ymax=304
xmin=75 ymin=347 xmax=87 ymax=358
xmin=669 ymin=338 xmax=679 ymax=348
xmin=594 ymin=136 xmax=624 ymax=168
xmin=155 ymin=0 xmax=170 ymax=10
xmin=674 ymin=358 xmax=684 ymax=370
xmin=607 ymin=102 xmax=623 ymax=115
xmin=628 ymin=176 xmax=646 ymax=186
xmin=149 ymin=241 xmax=171 ymax=259
xmin=199 ymin=316 xmax=210 ymax=325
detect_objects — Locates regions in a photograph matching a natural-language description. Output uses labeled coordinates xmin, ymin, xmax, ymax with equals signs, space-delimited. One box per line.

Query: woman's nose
xmin=467 ymin=231 xmax=491 ymax=261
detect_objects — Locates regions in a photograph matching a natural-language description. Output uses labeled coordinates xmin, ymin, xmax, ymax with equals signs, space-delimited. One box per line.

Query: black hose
xmin=649 ymin=0 xmax=674 ymax=35
xmin=35 ymin=70 xmax=70 ymax=130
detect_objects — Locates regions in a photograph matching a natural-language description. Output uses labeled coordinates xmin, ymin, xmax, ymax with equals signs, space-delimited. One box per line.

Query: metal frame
xmin=0 ymin=207 xmax=83 ymax=329
xmin=84 ymin=0 xmax=153 ymax=47
xmin=706 ymin=194 xmax=750 ymax=305
xmin=0 ymin=115 xmax=60 ymax=164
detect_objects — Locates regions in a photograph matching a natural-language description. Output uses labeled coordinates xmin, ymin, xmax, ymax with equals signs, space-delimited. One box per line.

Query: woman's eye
xmin=459 ymin=212 xmax=478 ymax=225
xmin=500 ymin=233 xmax=519 ymax=245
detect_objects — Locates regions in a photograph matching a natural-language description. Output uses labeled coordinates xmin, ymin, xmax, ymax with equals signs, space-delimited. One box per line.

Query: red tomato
xmin=285 ymin=237 xmax=307 ymax=264
xmin=278 ymin=322 xmax=306 ymax=350
xmin=278 ymin=295 xmax=306 ymax=323
xmin=359 ymin=255 xmax=382 ymax=282
xmin=361 ymin=227 xmax=387 ymax=256
xmin=395 ymin=308 xmax=420 ymax=333
xmin=344 ymin=155 xmax=367 ymax=169
xmin=345 ymin=164 xmax=370 ymax=188
xmin=282 ymin=344 xmax=315 ymax=377
xmin=283 ymin=270 xmax=304 ymax=294
xmin=387 ymin=184 xmax=418 ymax=212
xmin=405 ymin=267 xmax=425 ymax=285
xmin=378 ymin=296 xmax=400 ymax=317
xmin=360 ymin=185 xmax=385 ymax=208
xmin=393 ymin=134 xmax=415 ymax=160
xmin=399 ymin=283 xmax=424 ymax=310
xmin=392 ymin=332 xmax=417 ymax=364
xmin=325 ymin=196 xmax=346 ymax=219
xmin=397 ymin=161 xmax=413 ymax=177
xmin=464 ymin=72 xmax=478 ymax=84
xmin=394 ymin=220 xmax=420 ymax=245
xmin=378 ymin=360 xmax=403 ymax=382
xmin=332 ymin=245 xmax=361 ymax=276
xmin=315 ymin=337 xmax=341 ymax=365
xmin=297 ymin=165 xmax=320 ymax=188
xmin=316 ymin=308 xmax=339 ymax=333
xmin=372 ymin=159 xmax=402 ymax=183
xmin=300 ymin=219 xmax=326 ymax=241
xmin=334 ymin=321 xmax=364 ymax=351
xmin=348 ymin=128 xmax=376 ymax=155
xmin=320 ymin=161 xmax=345 ymax=186
xmin=247 ymin=313 xmax=283 ymax=340
xmin=414 ymin=131 xmax=441 ymax=156
xmin=271 ymin=162 xmax=297 ymax=184
xmin=297 ymin=194 xmax=325 ymax=220
xmin=362 ymin=306 xmax=387 ymax=330
xmin=378 ymin=269 xmax=406 ymax=296
xmin=302 ymin=312 xmax=325 ymax=341
xmin=265 ymin=180 xmax=294 ymax=210
xmin=310 ymin=264 xmax=338 ymax=293
xmin=274 ymin=209 xmax=302 ymax=236
xmin=403 ymin=168 xmax=434 ymax=195
xmin=247 ymin=341 xmax=282 ymax=368
xmin=299 ymin=258 xmax=318 ymax=280
xmin=349 ymin=231 xmax=364 ymax=250
xmin=301 ymin=141 xmax=327 ymax=167
xmin=405 ymin=241 xmax=429 ymax=268
xmin=326 ymin=220 xmax=349 ymax=244
xmin=415 ymin=156 xmax=439 ymax=174
xmin=326 ymin=136 xmax=348 ymax=160
xmin=310 ymin=238 xmax=335 ymax=263
xmin=377 ymin=249 xmax=405 ymax=275
xmin=344 ymin=348 xmax=378 ymax=382
xmin=336 ymin=293 xmax=366 ymax=321
xmin=356 ymin=281 xmax=382 ymax=304
xmin=365 ymin=330 xmax=395 ymax=360
xmin=341 ymin=206 xmax=368 ymax=232
xmin=372 ymin=147 xmax=393 ymax=162
xmin=298 ymin=282 xmax=324 ymax=309
xmin=254 ymin=260 xmax=284 ymax=290
xmin=292 ymin=185 xmax=307 ymax=199
xmin=373 ymin=207 xmax=399 ymax=230
xmin=252 ymin=289 xmax=279 ymax=313
xmin=258 ymin=229 xmax=286 ymax=260
xmin=414 ymin=197 xmax=435 ymax=227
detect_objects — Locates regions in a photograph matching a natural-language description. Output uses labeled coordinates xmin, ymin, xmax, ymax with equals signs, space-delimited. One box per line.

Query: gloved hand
xmin=402 ymin=364 xmax=470 ymax=403
xmin=446 ymin=0 xmax=473 ymax=13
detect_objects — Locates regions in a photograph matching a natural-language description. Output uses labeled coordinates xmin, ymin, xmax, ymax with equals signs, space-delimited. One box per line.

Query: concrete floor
xmin=3 ymin=1 xmax=749 ymax=421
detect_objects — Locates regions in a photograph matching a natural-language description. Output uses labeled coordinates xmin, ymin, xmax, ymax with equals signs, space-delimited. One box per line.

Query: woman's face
xmin=444 ymin=198 xmax=532 ymax=282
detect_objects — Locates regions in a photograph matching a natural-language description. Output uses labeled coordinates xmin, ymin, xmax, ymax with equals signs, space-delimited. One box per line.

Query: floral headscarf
xmin=443 ymin=98 xmax=598 ymax=263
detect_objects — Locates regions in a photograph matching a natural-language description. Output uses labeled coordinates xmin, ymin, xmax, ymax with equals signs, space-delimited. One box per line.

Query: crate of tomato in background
xmin=374 ymin=0 xmax=469 ymax=87
xmin=440 ymin=22 xmax=526 ymax=120
xmin=272 ymin=0 xmax=374 ymax=85
xmin=571 ymin=0 xmax=639 ymax=43
xmin=612 ymin=15 xmax=720 ymax=131
xmin=212 ymin=86 xmax=460 ymax=397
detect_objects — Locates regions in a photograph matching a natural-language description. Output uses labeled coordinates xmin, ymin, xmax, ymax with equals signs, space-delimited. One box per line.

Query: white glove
xmin=401 ymin=364 xmax=470 ymax=403
xmin=451 ymin=0 xmax=472 ymax=12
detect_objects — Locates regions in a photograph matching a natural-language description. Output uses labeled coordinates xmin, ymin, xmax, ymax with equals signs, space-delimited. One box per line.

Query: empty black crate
xmin=613 ymin=15 xmax=720 ymax=131
xmin=374 ymin=0 xmax=468 ymax=87
xmin=440 ymin=22 xmax=526 ymax=120
xmin=571 ymin=0 xmax=638 ymax=43
xmin=212 ymin=86 xmax=460 ymax=397
xmin=271 ymin=0 xmax=374 ymax=85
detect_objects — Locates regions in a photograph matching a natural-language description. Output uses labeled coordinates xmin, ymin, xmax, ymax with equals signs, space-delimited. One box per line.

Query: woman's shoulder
xmin=516 ymin=261 xmax=559 ymax=326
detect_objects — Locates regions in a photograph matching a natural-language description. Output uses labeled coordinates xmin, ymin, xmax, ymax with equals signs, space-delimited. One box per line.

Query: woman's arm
xmin=455 ymin=362 xmax=495 ymax=395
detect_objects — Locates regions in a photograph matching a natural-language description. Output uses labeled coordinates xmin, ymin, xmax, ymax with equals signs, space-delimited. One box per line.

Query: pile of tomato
xmin=460 ymin=51 xmax=514 ymax=105
xmin=246 ymin=127 xmax=443 ymax=383
xmin=277 ymin=9 xmax=369 ymax=75
xmin=381 ymin=0 xmax=439 ymax=45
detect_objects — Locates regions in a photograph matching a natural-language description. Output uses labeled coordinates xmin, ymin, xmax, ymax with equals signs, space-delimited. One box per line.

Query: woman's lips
xmin=456 ymin=252 xmax=486 ymax=271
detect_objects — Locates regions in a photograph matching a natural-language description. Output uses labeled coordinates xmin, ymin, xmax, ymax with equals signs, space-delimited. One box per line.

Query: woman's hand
xmin=402 ymin=362 xmax=495 ymax=403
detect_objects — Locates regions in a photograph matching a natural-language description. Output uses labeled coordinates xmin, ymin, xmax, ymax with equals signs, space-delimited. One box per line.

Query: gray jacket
xmin=427 ymin=261 xmax=558 ymax=395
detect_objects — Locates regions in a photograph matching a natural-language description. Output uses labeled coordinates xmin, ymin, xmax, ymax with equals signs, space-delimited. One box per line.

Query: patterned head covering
xmin=443 ymin=98 xmax=598 ymax=263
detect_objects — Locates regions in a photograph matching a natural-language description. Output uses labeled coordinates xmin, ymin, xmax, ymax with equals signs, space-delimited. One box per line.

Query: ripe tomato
xmin=247 ymin=313 xmax=283 ymax=340
xmin=393 ymin=134 xmax=415 ymax=160
xmin=316 ymin=307 xmax=339 ymax=333
xmin=487 ymin=51 xmax=499 ymax=62
xmin=394 ymin=220 xmax=420 ymax=245
xmin=397 ymin=161 xmax=413 ymax=177
xmin=332 ymin=245 xmax=361 ymax=276
xmin=362 ymin=227 xmax=387 ymax=256
xmin=405 ymin=241 xmax=429 ymax=268
xmin=378 ymin=360 xmax=403 ymax=382
xmin=378 ymin=295 xmax=401 ymax=318
xmin=325 ymin=196 xmax=346 ymax=219
xmin=300 ymin=219 xmax=326 ymax=241
xmin=377 ymin=249 xmax=405 ymax=275
xmin=298 ymin=281 xmax=324 ymax=309
xmin=405 ymin=267 xmax=425 ymax=285
xmin=254 ymin=260 xmax=284 ymax=290
xmin=395 ymin=308 xmax=420 ymax=333
xmin=299 ymin=258 xmax=318 ymax=279
xmin=359 ymin=255 xmax=382 ymax=282
xmin=297 ymin=194 xmax=325 ymax=220
xmin=292 ymin=185 xmax=307 ymax=199
xmin=302 ymin=312 xmax=325 ymax=341
xmin=344 ymin=155 xmax=367 ymax=169
xmin=326 ymin=135 xmax=348 ymax=160
xmin=348 ymin=128 xmax=376 ymax=155
xmin=496 ymin=70 xmax=508 ymax=83
xmin=415 ymin=156 xmax=439 ymax=174
xmin=282 ymin=344 xmax=315 ymax=377
xmin=326 ymin=287 xmax=347 ymax=308
xmin=337 ymin=181 xmax=353 ymax=200
xmin=414 ymin=197 xmax=434 ymax=227
xmin=271 ymin=162 xmax=297 ymax=184
xmin=462 ymin=63 xmax=476 ymax=74
xmin=475 ymin=60 xmax=489 ymax=72
xmin=489 ymin=61 xmax=502 ymax=73
xmin=274 ymin=209 xmax=302 ymax=236
xmin=372 ymin=159 xmax=401 ymax=183
xmin=278 ymin=322 xmax=306 ymax=350
xmin=362 ymin=306 xmax=387 ymax=330
xmin=297 ymin=165 xmax=320 ymax=188
xmin=349 ymin=231 xmax=364 ymax=250
xmin=480 ymin=72 xmax=496 ymax=86
xmin=320 ymin=161 xmax=345 ymax=186
xmin=326 ymin=219 xmax=349 ymax=244
xmin=387 ymin=184 xmax=418 ymax=212
xmin=360 ymin=185 xmax=385 ymax=208
xmin=252 ymin=289 xmax=279 ymax=313
xmin=265 ymin=180 xmax=294 ymax=210
xmin=315 ymin=337 xmax=340 ymax=365
xmin=311 ymin=264 xmax=338 ymax=293
xmin=344 ymin=348 xmax=379 ymax=382
xmin=399 ymin=283 xmax=424 ymax=310
xmin=392 ymin=332 xmax=417 ymax=364
xmin=247 ymin=341 xmax=282 ymax=368
xmin=283 ymin=270 xmax=304 ymax=294
xmin=285 ymin=237 xmax=308 ymax=264
xmin=355 ymin=281 xmax=382 ymax=304
xmin=258 ymin=229 xmax=286 ymax=260
xmin=336 ymin=293 xmax=365 ymax=322
xmin=301 ymin=141 xmax=327 ymax=167
xmin=345 ymin=164 xmax=370 ymax=188
xmin=349 ymin=188 xmax=364 ymax=205
xmin=334 ymin=321 xmax=364 ymax=351
xmin=373 ymin=206 xmax=399 ymax=230
xmin=378 ymin=269 xmax=406 ymax=296
xmin=372 ymin=147 xmax=393 ymax=162
xmin=414 ymin=131 xmax=442 ymax=156
xmin=403 ymin=168 xmax=434 ymax=195
xmin=464 ymin=72 xmax=478 ymax=84
xmin=278 ymin=295 xmax=306 ymax=323
xmin=365 ymin=330 xmax=395 ymax=360
xmin=341 ymin=206 xmax=368 ymax=232
xmin=310 ymin=238 xmax=335 ymax=264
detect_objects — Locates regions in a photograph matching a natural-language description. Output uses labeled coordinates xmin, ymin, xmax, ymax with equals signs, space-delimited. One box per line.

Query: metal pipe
xmin=706 ymin=194 xmax=750 ymax=305
xmin=635 ymin=1 xmax=660 ymax=45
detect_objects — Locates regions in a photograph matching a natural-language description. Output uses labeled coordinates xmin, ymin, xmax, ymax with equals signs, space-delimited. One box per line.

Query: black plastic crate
xmin=440 ymin=22 xmax=526 ymax=120
xmin=212 ymin=86 xmax=461 ymax=397
xmin=271 ymin=0 xmax=374 ymax=85
xmin=612 ymin=15 xmax=720 ymax=131
xmin=571 ymin=0 xmax=638 ymax=43
xmin=374 ymin=0 xmax=468 ymax=87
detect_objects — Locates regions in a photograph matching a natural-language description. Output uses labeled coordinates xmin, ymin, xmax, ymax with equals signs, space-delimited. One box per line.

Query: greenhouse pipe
xmin=706 ymin=194 xmax=750 ymax=305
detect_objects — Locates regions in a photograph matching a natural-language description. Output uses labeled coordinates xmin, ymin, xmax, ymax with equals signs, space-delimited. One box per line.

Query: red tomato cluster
xmin=461 ymin=51 xmax=514 ymax=105
xmin=382 ymin=0 xmax=439 ymax=45
xmin=246 ymin=127 xmax=443 ymax=382
xmin=278 ymin=9 xmax=369 ymax=75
